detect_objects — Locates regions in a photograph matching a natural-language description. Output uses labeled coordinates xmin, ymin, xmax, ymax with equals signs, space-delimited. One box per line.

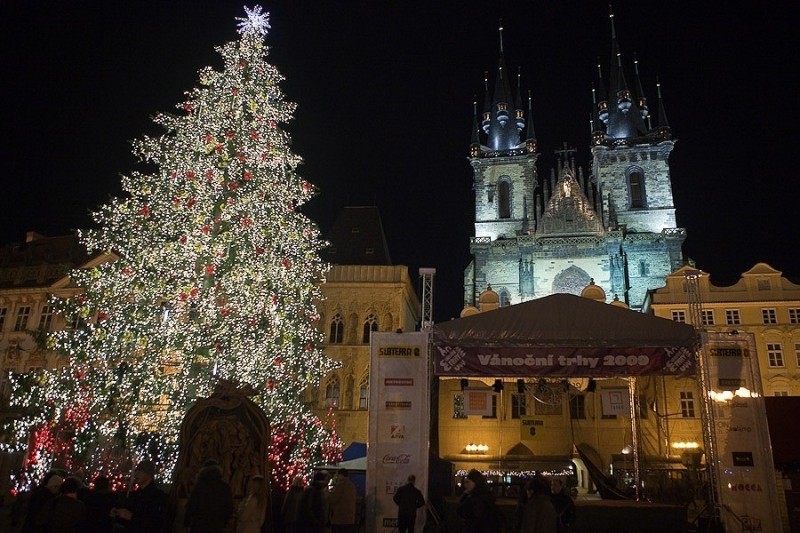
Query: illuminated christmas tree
xmin=6 ymin=5 xmax=340 ymax=490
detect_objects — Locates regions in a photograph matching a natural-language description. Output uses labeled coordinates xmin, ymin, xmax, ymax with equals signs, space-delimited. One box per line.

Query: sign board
xmin=366 ymin=332 xmax=430 ymax=533
xmin=433 ymin=345 xmax=695 ymax=377
xmin=701 ymin=332 xmax=781 ymax=533
xmin=520 ymin=417 xmax=544 ymax=440
xmin=600 ymin=388 xmax=630 ymax=417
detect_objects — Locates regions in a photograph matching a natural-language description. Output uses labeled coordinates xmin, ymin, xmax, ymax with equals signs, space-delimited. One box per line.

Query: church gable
xmin=536 ymin=166 xmax=604 ymax=238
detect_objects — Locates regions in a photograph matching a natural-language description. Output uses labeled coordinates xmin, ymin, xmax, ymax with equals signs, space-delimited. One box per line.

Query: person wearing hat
xmin=393 ymin=474 xmax=425 ymax=533
xmin=22 ymin=472 xmax=64 ymax=533
xmin=456 ymin=469 xmax=501 ymax=533
xmin=297 ymin=471 xmax=330 ymax=533
xmin=112 ymin=460 xmax=167 ymax=532
xmin=41 ymin=476 xmax=87 ymax=532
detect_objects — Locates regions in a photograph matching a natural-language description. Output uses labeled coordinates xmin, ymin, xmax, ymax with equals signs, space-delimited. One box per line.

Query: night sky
xmin=2 ymin=2 xmax=797 ymax=322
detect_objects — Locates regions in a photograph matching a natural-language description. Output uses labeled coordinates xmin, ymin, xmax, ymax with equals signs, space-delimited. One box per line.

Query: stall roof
xmin=433 ymin=294 xmax=696 ymax=348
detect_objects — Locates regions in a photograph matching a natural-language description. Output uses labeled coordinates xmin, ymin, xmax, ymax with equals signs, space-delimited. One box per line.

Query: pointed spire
xmin=470 ymin=97 xmax=481 ymax=157
xmin=633 ymin=53 xmax=650 ymax=123
xmin=525 ymin=90 xmax=537 ymax=153
xmin=521 ymin=195 xmax=530 ymax=233
xmin=499 ymin=18 xmax=505 ymax=55
xmin=656 ymin=77 xmax=671 ymax=139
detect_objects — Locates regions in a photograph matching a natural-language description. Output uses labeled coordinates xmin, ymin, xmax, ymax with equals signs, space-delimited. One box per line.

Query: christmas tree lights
xmin=6 ymin=5 xmax=340 ymax=491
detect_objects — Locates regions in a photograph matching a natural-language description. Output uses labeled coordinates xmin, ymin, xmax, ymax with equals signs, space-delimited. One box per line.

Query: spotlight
xmin=517 ymin=379 xmax=526 ymax=394
xmin=460 ymin=378 xmax=468 ymax=391
xmin=492 ymin=379 xmax=504 ymax=393
xmin=586 ymin=378 xmax=597 ymax=393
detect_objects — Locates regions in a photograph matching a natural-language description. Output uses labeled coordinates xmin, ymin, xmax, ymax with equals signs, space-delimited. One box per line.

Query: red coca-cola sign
xmin=382 ymin=453 xmax=411 ymax=464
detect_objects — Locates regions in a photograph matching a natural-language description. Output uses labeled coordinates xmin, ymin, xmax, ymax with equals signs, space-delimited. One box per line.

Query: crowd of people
xmin=457 ymin=469 xmax=576 ymax=533
xmin=280 ymin=468 xmax=359 ymax=533
xmin=17 ymin=459 xmax=268 ymax=533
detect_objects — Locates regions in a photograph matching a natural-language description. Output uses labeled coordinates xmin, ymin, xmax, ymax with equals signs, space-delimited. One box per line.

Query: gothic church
xmin=464 ymin=18 xmax=685 ymax=311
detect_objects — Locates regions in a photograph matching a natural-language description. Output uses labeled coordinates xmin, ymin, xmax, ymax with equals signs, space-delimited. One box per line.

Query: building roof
xmin=0 ymin=232 xmax=92 ymax=288
xmin=321 ymin=207 xmax=392 ymax=266
xmin=434 ymin=293 xmax=696 ymax=348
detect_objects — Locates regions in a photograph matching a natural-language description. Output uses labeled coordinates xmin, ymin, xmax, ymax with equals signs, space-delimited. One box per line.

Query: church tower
xmin=464 ymin=11 xmax=686 ymax=311
xmin=590 ymin=7 xmax=686 ymax=308
xmin=465 ymin=24 xmax=539 ymax=308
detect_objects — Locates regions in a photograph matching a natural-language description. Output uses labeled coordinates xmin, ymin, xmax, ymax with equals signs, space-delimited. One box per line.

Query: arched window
xmin=499 ymin=289 xmax=511 ymax=307
xmin=498 ymin=180 xmax=511 ymax=219
xmin=362 ymin=313 xmax=378 ymax=343
xmin=359 ymin=374 xmax=369 ymax=410
xmin=639 ymin=260 xmax=649 ymax=277
xmin=329 ymin=313 xmax=344 ymax=343
xmin=627 ymin=169 xmax=645 ymax=208
xmin=325 ymin=374 xmax=340 ymax=408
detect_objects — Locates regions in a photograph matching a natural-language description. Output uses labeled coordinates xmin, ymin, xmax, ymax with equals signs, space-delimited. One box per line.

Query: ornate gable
xmin=536 ymin=166 xmax=605 ymax=238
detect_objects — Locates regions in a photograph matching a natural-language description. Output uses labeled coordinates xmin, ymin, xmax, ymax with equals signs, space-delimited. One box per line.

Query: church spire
xmin=633 ymin=53 xmax=650 ymax=125
xmin=525 ymin=91 xmax=537 ymax=153
xmin=655 ymin=78 xmax=671 ymax=139
xmin=471 ymin=21 xmax=529 ymax=157
xmin=594 ymin=5 xmax=655 ymax=144
xmin=470 ymin=98 xmax=481 ymax=157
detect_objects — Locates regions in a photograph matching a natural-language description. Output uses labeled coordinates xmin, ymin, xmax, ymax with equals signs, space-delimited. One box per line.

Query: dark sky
xmin=2 ymin=2 xmax=798 ymax=322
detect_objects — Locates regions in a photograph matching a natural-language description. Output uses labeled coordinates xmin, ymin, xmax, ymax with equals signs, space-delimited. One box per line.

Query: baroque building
xmin=464 ymin=19 xmax=685 ymax=311
xmin=313 ymin=207 xmax=420 ymax=445
xmin=644 ymin=264 xmax=800 ymax=396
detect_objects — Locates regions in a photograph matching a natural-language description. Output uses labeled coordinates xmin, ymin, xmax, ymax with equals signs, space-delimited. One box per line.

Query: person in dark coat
xmin=456 ymin=469 xmax=499 ymax=533
xmin=184 ymin=460 xmax=235 ymax=533
xmin=520 ymin=477 xmax=557 ymax=533
xmin=83 ymin=475 xmax=116 ymax=533
xmin=22 ymin=472 xmax=64 ymax=533
xmin=393 ymin=474 xmax=425 ymax=533
xmin=41 ymin=476 xmax=87 ymax=533
xmin=111 ymin=460 xmax=167 ymax=532
xmin=281 ymin=476 xmax=305 ymax=533
xmin=297 ymin=471 xmax=330 ymax=533
xmin=549 ymin=478 xmax=575 ymax=532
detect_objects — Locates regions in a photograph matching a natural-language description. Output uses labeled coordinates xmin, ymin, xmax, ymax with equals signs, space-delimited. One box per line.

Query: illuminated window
xmin=14 ymin=306 xmax=31 ymax=331
xmin=767 ymin=343 xmax=784 ymax=367
xmin=679 ymin=391 xmax=695 ymax=418
xmin=325 ymin=374 xmax=340 ymax=408
xmin=627 ymin=169 xmax=645 ymax=208
xmin=725 ymin=309 xmax=741 ymax=325
xmin=362 ymin=314 xmax=378 ymax=343
xmin=789 ymin=308 xmax=800 ymax=324
xmin=39 ymin=305 xmax=56 ymax=331
xmin=671 ymin=310 xmax=686 ymax=323
xmin=358 ymin=375 xmax=369 ymax=410
xmin=498 ymin=180 xmax=511 ymax=219
xmin=761 ymin=308 xmax=777 ymax=324
xmin=453 ymin=393 xmax=467 ymax=419
xmin=701 ymin=310 xmax=715 ymax=326
xmin=511 ymin=393 xmax=527 ymax=419
xmin=329 ymin=314 xmax=344 ymax=343
xmin=569 ymin=395 xmax=586 ymax=419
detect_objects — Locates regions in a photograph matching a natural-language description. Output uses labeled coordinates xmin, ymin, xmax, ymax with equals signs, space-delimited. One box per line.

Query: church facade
xmin=464 ymin=22 xmax=685 ymax=312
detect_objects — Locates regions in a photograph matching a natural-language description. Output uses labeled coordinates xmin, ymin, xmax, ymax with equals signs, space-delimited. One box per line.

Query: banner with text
xmin=434 ymin=345 xmax=695 ymax=377
xmin=701 ymin=332 xmax=781 ymax=533
xmin=366 ymin=332 xmax=430 ymax=533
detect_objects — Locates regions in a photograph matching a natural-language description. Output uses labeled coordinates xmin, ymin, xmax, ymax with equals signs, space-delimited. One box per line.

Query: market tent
xmin=432 ymin=293 xmax=696 ymax=377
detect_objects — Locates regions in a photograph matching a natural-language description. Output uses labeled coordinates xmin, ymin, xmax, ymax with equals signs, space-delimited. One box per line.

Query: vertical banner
xmin=366 ymin=332 xmax=430 ymax=533
xmin=700 ymin=332 xmax=781 ymax=532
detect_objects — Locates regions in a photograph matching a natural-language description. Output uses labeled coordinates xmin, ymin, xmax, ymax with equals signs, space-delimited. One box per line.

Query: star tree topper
xmin=237 ymin=5 xmax=271 ymax=36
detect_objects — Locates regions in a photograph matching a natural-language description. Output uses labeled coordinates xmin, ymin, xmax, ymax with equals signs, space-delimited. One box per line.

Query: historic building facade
xmin=644 ymin=263 xmax=800 ymax=396
xmin=464 ymin=21 xmax=684 ymax=312
xmin=312 ymin=207 xmax=420 ymax=445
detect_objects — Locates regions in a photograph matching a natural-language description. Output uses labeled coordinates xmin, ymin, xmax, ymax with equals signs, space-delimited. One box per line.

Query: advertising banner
xmin=520 ymin=417 xmax=545 ymax=440
xmin=600 ymin=387 xmax=630 ymax=416
xmin=700 ymin=332 xmax=781 ymax=532
xmin=366 ymin=332 xmax=430 ymax=533
xmin=463 ymin=388 xmax=495 ymax=416
xmin=434 ymin=344 xmax=695 ymax=377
